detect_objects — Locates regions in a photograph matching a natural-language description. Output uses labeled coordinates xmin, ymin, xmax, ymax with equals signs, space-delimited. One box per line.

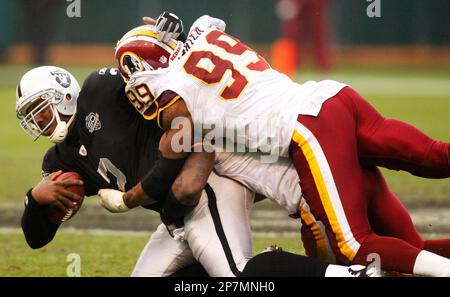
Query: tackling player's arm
xmin=121 ymin=98 xmax=215 ymax=228
xmin=122 ymin=99 xmax=195 ymax=207
xmin=160 ymin=148 xmax=215 ymax=228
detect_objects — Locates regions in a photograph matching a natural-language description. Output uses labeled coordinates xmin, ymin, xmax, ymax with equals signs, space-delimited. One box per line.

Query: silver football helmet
xmin=15 ymin=66 xmax=80 ymax=143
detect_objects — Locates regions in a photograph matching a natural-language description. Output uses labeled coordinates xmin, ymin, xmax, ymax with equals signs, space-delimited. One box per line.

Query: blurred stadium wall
xmin=0 ymin=0 xmax=449 ymax=66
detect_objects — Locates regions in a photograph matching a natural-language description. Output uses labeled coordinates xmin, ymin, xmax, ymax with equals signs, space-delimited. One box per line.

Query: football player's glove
xmin=98 ymin=189 xmax=130 ymax=213
xmin=155 ymin=11 xmax=186 ymax=43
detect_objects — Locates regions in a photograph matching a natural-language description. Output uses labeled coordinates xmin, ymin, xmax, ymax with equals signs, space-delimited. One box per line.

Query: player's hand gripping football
xmin=31 ymin=170 xmax=83 ymax=212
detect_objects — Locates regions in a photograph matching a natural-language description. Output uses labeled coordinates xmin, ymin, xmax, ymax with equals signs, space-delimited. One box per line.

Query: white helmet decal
xmin=50 ymin=70 xmax=72 ymax=88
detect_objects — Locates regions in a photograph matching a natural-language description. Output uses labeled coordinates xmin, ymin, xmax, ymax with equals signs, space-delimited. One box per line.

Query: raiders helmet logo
xmin=50 ymin=70 xmax=71 ymax=88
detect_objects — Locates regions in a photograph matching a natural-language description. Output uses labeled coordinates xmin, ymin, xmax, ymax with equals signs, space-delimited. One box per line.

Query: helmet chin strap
xmin=48 ymin=111 xmax=76 ymax=144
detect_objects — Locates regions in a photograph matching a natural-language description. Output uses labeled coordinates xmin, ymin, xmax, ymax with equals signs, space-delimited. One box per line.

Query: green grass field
xmin=0 ymin=228 xmax=304 ymax=276
xmin=0 ymin=64 xmax=449 ymax=276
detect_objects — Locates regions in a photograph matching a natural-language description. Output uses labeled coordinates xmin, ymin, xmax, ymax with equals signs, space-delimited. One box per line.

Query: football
xmin=47 ymin=172 xmax=85 ymax=224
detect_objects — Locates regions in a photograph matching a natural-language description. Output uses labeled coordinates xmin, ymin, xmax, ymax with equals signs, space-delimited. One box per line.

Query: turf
xmin=0 ymin=229 xmax=304 ymax=277
xmin=1 ymin=228 xmax=448 ymax=277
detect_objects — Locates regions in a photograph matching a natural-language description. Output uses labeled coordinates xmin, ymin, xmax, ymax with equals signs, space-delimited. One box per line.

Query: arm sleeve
xmin=21 ymin=146 xmax=65 ymax=249
xmin=21 ymin=189 xmax=60 ymax=249
xmin=140 ymin=154 xmax=187 ymax=201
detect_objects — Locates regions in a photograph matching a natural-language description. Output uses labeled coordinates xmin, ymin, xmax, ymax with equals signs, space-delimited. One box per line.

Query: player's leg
xmin=131 ymin=223 xmax=196 ymax=276
xmin=365 ymin=166 xmax=450 ymax=258
xmin=364 ymin=166 xmax=425 ymax=247
xmin=168 ymin=262 xmax=209 ymax=277
xmin=290 ymin=99 xmax=374 ymax=266
xmin=298 ymin=200 xmax=336 ymax=264
xmin=183 ymin=172 xmax=254 ymax=277
xmin=423 ymin=239 xmax=450 ymax=259
xmin=289 ymin=97 xmax=450 ymax=276
xmin=241 ymin=250 xmax=378 ymax=277
xmin=340 ymin=87 xmax=450 ymax=178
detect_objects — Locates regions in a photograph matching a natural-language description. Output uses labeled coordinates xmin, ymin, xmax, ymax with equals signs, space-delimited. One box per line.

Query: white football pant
xmin=131 ymin=171 xmax=254 ymax=276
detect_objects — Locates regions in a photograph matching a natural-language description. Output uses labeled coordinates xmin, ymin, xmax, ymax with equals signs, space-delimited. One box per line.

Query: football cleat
xmin=347 ymin=265 xmax=381 ymax=277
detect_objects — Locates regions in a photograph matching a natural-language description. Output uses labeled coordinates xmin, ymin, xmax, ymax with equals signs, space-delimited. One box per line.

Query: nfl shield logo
xmin=85 ymin=112 xmax=101 ymax=133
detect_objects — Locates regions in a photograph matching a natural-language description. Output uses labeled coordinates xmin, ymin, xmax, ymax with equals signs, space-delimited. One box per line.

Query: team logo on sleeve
xmin=50 ymin=70 xmax=71 ymax=88
xmin=85 ymin=112 xmax=101 ymax=133
xmin=79 ymin=145 xmax=88 ymax=156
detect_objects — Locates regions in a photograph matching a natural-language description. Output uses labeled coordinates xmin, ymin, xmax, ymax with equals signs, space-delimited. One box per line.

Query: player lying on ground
xmin=15 ymin=15 xmax=377 ymax=277
xmin=16 ymin=65 xmax=211 ymax=276
xmin=105 ymin=14 xmax=450 ymax=276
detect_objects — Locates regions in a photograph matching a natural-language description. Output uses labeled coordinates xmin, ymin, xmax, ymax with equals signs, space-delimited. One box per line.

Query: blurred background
xmin=0 ymin=0 xmax=449 ymax=276
xmin=1 ymin=0 xmax=450 ymax=67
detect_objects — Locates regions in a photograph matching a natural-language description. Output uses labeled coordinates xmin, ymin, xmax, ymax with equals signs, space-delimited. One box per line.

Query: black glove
xmin=155 ymin=11 xmax=186 ymax=43
xmin=160 ymin=208 xmax=185 ymax=238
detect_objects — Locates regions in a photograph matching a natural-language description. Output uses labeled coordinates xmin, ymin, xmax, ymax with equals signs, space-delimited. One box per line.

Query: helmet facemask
xmin=17 ymin=88 xmax=75 ymax=143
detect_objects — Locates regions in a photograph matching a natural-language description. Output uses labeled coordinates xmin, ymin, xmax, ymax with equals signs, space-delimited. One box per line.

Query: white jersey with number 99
xmin=126 ymin=26 xmax=346 ymax=158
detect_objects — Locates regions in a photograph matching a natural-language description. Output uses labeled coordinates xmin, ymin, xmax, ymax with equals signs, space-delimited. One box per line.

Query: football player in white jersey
xmin=106 ymin=14 xmax=450 ymax=276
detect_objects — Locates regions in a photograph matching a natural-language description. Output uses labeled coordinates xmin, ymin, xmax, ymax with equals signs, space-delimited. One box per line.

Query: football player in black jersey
xmin=17 ymin=65 xmax=207 ymax=275
xmin=15 ymin=14 xmax=212 ymax=276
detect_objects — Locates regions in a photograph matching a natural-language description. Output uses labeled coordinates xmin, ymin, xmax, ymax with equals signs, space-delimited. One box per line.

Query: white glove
xmin=189 ymin=15 xmax=226 ymax=33
xmin=98 ymin=189 xmax=130 ymax=213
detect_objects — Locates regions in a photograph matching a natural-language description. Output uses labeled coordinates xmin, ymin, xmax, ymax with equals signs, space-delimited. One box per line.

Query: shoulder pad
xmin=82 ymin=68 xmax=123 ymax=90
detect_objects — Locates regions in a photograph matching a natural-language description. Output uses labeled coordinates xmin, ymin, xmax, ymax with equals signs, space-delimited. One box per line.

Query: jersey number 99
xmin=183 ymin=30 xmax=270 ymax=101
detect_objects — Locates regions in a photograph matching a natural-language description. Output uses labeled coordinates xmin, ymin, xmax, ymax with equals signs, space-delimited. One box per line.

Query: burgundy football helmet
xmin=114 ymin=25 xmax=183 ymax=82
